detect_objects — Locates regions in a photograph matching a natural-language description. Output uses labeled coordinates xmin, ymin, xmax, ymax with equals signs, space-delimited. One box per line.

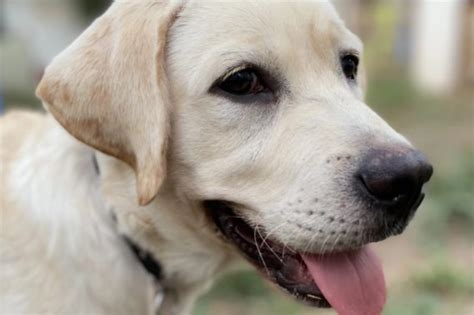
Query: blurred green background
xmin=2 ymin=1 xmax=473 ymax=314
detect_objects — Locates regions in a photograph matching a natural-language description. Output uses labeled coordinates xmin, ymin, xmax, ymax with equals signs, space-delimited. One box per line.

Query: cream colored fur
xmin=1 ymin=1 xmax=414 ymax=314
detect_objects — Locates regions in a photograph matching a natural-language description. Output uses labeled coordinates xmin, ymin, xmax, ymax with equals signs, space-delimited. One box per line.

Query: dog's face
xmin=168 ymin=0 xmax=405 ymax=251
xmin=167 ymin=1 xmax=432 ymax=310
xmin=37 ymin=1 xmax=432 ymax=313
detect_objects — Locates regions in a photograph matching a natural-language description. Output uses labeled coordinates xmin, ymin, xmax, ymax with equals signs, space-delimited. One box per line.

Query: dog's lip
xmin=204 ymin=200 xmax=331 ymax=308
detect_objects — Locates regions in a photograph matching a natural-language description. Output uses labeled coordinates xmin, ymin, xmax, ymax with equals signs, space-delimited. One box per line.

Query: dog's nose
xmin=357 ymin=148 xmax=433 ymax=215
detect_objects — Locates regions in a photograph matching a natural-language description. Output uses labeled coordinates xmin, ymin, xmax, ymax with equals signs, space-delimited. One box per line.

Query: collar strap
xmin=92 ymin=153 xmax=162 ymax=282
xmin=123 ymin=236 xmax=163 ymax=282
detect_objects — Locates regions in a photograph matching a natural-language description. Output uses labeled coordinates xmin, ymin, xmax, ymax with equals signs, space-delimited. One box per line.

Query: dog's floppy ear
xmin=36 ymin=1 xmax=183 ymax=206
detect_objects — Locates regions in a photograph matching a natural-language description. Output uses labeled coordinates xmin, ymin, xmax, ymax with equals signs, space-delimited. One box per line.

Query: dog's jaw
xmin=205 ymin=200 xmax=387 ymax=314
xmin=206 ymin=200 xmax=330 ymax=307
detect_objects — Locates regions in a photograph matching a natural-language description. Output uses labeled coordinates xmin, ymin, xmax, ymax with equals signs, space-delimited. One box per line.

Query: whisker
xmin=329 ymin=233 xmax=342 ymax=253
xmin=254 ymin=224 xmax=270 ymax=277
xmin=264 ymin=220 xmax=297 ymax=257
xmin=319 ymin=234 xmax=332 ymax=256
xmin=302 ymin=230 xmax=317 ymax=254
xmin=256 ymin=225 xmax=284 ymax=263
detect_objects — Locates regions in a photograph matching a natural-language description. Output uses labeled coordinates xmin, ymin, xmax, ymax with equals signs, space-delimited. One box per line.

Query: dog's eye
xmin=341 ymin=54 xmax=359 ymax=81
xmin=218 ymin=68 xmax=266 ymax=95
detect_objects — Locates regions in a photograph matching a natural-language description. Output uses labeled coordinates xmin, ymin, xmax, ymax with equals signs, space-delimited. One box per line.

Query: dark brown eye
xmin=218 ymin=68 xmax=265 ymax=95
xmin=341 ymin=55 xmax=359 ymax=80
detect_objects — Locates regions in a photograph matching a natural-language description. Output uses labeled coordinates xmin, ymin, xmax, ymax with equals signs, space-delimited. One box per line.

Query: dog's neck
xmin=93 ymin=151 xmax=238 ymax=313
xmin=93 ymin=154 xmax=163 ymax=285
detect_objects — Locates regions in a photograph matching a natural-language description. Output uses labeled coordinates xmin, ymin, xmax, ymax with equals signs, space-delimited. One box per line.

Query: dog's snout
xmin=357 ymin=148 xmax=433 ymax=215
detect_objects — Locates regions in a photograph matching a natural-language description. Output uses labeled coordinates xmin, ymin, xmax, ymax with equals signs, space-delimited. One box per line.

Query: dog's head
xmin=37 ymin=1 xmax=433 ymax=313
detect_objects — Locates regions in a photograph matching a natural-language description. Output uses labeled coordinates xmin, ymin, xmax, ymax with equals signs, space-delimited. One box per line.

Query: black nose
xmin=357 ymin=148 xmax=433 ymax=215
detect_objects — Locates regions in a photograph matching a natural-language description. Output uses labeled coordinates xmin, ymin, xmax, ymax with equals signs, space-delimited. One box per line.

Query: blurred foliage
xmin=383 ymin=260 xmax=473 ymax=315
xmin=413 ymin=261 xmax=474 ymax=296
xmin=421 ymin=153 xmax=474 ymax=240
xmin=383 ymin=292 xmax=441 ymax=315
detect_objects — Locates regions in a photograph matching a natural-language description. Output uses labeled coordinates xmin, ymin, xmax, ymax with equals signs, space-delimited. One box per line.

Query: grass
xmin=383 ymin=260 xmax=474 ymax=315
xmin=413 ymin=261 xmax=474 ymax=296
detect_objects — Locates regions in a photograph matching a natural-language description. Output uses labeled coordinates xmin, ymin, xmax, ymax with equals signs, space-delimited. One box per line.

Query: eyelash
xmin=217 ymin=66 xmax=269 ymax=96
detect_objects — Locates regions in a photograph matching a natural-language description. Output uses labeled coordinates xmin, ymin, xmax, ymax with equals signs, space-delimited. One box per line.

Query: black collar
xmin=92 ymin=154 xmax=162 ymax=282
xmin=123 ymin=236 xmax=163 ymax=281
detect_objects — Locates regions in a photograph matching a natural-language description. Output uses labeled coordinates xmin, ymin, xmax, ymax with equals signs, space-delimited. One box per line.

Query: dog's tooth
xmin=306 ymin=294 xmax=322 ymax=300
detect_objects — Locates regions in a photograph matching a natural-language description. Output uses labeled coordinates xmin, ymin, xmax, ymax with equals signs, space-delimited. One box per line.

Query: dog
xmin=0 ymin=1 xmax=433 ymax=314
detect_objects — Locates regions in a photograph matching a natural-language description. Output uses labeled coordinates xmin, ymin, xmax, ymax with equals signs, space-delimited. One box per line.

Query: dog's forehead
xmin=181 ymin=0 xmax=348 ymax=40
xmin=170 ymin=0 xmax=362 ymax=94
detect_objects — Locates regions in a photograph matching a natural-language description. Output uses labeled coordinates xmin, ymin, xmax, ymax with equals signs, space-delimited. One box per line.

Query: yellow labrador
xmin=0 ymin=1 xmax=433 ymax=314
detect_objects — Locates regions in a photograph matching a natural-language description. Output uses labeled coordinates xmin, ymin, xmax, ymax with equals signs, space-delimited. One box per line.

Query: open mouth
xmin=205 ymin=200 xmax=387 ymax=315
xmin=205 ymin=200 xmax=330 ymax=307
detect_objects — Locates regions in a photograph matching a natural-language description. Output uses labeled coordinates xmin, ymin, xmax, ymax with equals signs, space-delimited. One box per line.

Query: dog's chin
xmin=204 ymin=200 xmax=331 ymax=308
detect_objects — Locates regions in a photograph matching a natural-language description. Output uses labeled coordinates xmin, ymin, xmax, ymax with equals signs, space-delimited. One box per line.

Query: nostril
xmin=358 ymin=173 xmax=413 ymax=202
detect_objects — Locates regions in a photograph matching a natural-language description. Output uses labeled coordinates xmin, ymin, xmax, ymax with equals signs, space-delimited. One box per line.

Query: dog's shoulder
xmin=0 ymin=110 xmax=47 ymax=217
xmin=0 ymin=110 xmax=151 ymax=314
xmin=0 ymin=110 xmax=46 ymax=157
xmin=0 ymin=110 xmax=56 ymax=311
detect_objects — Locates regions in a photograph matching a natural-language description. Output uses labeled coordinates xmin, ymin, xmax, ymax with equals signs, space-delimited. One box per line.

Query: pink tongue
xmin=302 ymin=246 xmax=386 ymax=315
